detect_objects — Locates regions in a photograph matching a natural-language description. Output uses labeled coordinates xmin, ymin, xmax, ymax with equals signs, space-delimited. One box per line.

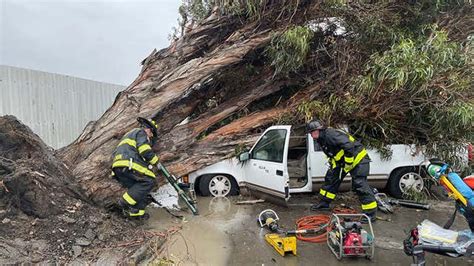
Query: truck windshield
xmin=252 ymin=129 xmax=287 ymax=163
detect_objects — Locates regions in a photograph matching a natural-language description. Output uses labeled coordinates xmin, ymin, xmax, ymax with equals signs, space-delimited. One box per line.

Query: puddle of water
xmin=160 ymin=220 xmax=231 ymax=265
xmin=146 ymin=196 xmax=253 ymax=265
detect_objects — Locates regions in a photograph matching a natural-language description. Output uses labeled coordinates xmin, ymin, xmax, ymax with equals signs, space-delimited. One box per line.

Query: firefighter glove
xmin=343 ymin=163 xmax=353 ymax=173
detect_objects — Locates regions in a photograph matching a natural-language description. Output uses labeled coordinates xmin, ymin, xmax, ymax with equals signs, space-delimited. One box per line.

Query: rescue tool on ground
xmin=258 ymin=209 xmax=297 ymax=256
xmin=373 ymin=188 xmax=430 ymax=213
xmin=327 ymin=213 xmax=375 ymax=260
xmin=258 ymin=208 xmax=372 ymax=259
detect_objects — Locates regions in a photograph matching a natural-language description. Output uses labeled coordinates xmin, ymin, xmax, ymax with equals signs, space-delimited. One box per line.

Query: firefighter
xmin=111 ymin=117 xmax=160 ymax=220
xmin=307 ymin=119 xmax=377 ymax=222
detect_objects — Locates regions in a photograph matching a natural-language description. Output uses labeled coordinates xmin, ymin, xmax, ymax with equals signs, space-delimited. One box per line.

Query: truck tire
xmin=387 ymin=167 xmax=424 ymax=199
xmin=199 ymin=174 xmax=239 ymax=197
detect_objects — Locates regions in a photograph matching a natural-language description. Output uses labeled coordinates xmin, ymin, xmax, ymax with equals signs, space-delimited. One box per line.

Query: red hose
xmin=295 ymin=207 xmax=357 ymax=243
xmin=295 ymin=215 xmax=330 ymax=243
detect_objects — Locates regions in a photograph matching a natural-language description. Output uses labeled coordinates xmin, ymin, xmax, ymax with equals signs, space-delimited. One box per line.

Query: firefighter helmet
xmin=306 ymin=119 xmax=325 ymax=133
xmin=137 ymin=117 xmax=158 ymax=138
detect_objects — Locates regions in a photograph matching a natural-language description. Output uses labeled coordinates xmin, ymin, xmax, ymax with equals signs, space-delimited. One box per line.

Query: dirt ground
xmin=151 ymin=193 xmax=474 ymax=266
xmin=0 ymin=116 xmax=175 ymax=264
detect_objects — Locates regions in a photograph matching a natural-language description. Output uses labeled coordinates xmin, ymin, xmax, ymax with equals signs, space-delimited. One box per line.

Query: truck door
xmin=243 ymin=126 xmax=291 ymax=205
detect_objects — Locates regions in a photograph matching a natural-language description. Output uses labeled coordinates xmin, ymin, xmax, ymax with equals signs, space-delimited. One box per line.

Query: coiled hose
xmin=295 ymin=207 xmax=357 ymax=243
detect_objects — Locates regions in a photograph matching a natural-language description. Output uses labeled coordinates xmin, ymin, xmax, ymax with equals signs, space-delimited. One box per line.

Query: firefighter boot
xmin=118 ymin=198 xmax=131 ymax=213
xmin=310 ymin=200 xmax=331 ymax=211
xmin=128 ymin=208 xmax=150 ymax=220
xmin=361 ymin=211 xmax=377 ymax=224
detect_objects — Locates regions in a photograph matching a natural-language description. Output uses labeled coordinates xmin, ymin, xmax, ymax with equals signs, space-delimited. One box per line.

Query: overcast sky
xmin=0 ymin=0 xmax=180 ymax=85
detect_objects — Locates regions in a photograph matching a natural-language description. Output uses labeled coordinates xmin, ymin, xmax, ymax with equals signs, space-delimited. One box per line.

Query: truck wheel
xmin=387 ymin=167 xmax=424 ymax=199
xmin=199 ymin=174 xmax=239 ymax=197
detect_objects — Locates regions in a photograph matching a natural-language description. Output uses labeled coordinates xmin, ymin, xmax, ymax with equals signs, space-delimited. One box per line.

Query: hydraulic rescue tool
xmin=388 ymin=198 xmax=431 ymax=210
xmin=373 ymin=188 xmax=430 ymax=213
xmin=157 ymin=163 xmax=199 ymax=215
xmin=373 ymin=189 xmax=393 ymax=213
xmin=258 ymin=209 xmax=330 ymax=256
xmin=327 ymin=213 xmax=375 ymax=260
xmin=258 ymin=209 xmax=297 ymax=256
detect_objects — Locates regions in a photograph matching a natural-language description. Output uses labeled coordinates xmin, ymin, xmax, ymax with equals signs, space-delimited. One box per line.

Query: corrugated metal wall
xmin=0 ymin=65 xmax=125 ymax=148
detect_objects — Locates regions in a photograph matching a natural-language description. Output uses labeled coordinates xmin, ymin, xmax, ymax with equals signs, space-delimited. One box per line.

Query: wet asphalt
xmin=147 ymin=194 xmax=474 ymax=265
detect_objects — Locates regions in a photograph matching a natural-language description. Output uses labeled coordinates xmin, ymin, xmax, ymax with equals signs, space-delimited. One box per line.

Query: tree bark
xmin=58 ymin=16 xmax=283 ymax=204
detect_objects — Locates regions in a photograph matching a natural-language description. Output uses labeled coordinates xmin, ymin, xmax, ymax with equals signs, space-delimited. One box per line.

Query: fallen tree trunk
xmin=58 ymin=15 xmax=282 ymax=204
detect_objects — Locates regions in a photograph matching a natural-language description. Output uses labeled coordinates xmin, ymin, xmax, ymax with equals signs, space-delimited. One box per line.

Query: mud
xmin=0 ymin=116 xmax=170 ymax=264
xmin=153 ymin=194 xmax=474 ymax=265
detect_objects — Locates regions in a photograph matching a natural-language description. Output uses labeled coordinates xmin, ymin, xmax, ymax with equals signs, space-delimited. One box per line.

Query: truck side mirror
xmin=239 ymin=151 xmax=250 ymax=162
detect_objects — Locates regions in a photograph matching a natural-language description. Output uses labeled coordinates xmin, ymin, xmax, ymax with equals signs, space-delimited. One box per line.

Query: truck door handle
xmin=276 ymin=170 xmax=283 ymax=176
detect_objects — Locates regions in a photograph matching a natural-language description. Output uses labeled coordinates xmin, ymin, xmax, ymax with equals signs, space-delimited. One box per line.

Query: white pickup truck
xmin=187 ymin=125 xmax=428 ymax=202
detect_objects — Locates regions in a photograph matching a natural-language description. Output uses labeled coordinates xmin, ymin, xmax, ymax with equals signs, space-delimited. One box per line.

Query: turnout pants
xmin=319 ymin=158 xmax=377 ymax=213
xmin=113 ymin=167 xmax=156 ymax=216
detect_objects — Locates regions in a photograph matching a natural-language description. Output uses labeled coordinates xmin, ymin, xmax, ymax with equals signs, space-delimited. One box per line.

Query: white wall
xmin=0 ymin=65 xmax=125 ymax=148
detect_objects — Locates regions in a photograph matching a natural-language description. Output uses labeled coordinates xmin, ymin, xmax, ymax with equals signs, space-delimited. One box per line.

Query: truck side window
xmin=252 ymin=129 xmax=287 ymax=163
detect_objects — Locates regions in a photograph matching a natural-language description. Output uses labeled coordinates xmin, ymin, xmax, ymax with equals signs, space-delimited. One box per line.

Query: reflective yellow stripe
xmin=138 ymin=144 xmax=152 ymax=154
xmin=353 ymin=149 xmax=367 ymax=166
xmin=150 ymin=155 xmax=159 ymax=165
xmin=334 ymin=149 xmax=344 ymax=161
xmin=129 ymin=210 xmax=145 ymax=216
xmin=345 ymin=156 xmax=354 ymax=164
xmin=112 ymin=160 xmax=156 ymax=178
xmin=119 ymin=138 xmax=137 ymax=148
xmin=123 ymin=192 xmax=137 ymax=205
xmin=330 ymin=158 xmax=337 ymax=169
xmin=319 ymin=189 xmax=326 ymax=197
xmin=326 ymin=191 xmax=336 ymax=199
xmin=361 ymin=201 xmax=377 ymax=210
xmin=349 ymin=135 xmax=355 ymax=142
xmin=319 ymin=189 xmax=336 ymax=200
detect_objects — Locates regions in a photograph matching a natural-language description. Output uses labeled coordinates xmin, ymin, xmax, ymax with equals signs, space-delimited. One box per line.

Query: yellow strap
xmin=123 ymin=192 xmax=137 ymax=205
xmin=150 ymin=155 xmax=159 ymax=165
xmin=128 ymin=210 xmax=145 ymax=216
xmin=112 ymin=160 xmax=156 ymax=178
xmin=353 ymin=149 xmax=367 ymax=166
xmin=361 ymin=201 xmax=377 ymax=210
xmin=334 ymin=149 xmax=344 ymax=161
xmin=118 ymin=138 xmax=137 ymax=148
xmin=138 ymin=144 xmax=152 ymax=154
xmin=344 ymin=156 xmax=354 ymax=164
